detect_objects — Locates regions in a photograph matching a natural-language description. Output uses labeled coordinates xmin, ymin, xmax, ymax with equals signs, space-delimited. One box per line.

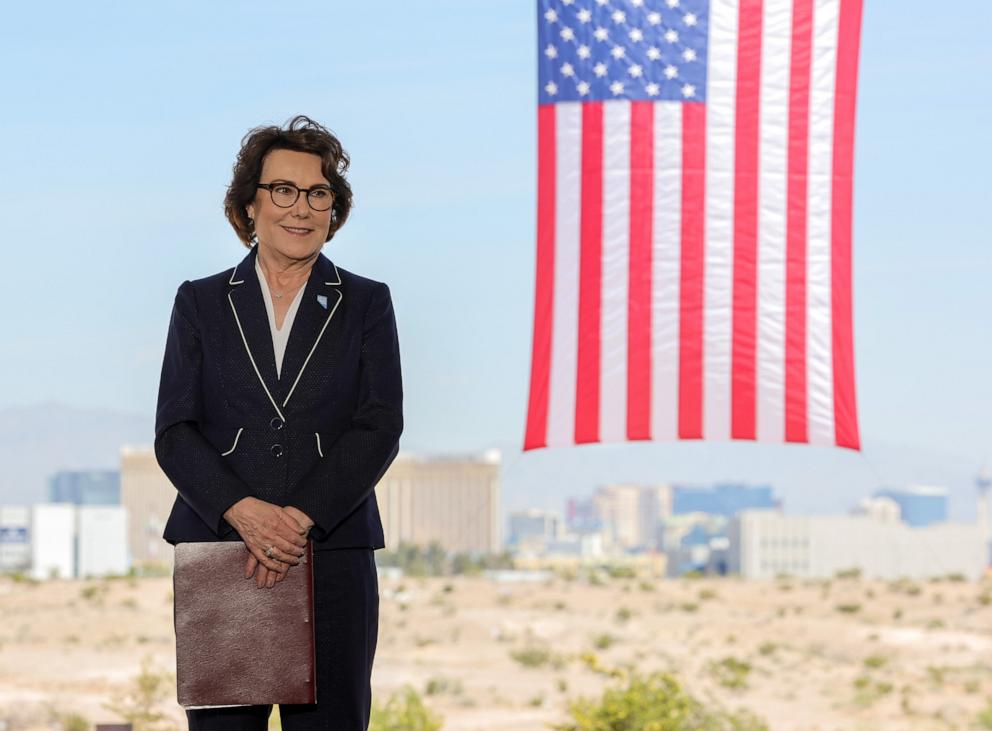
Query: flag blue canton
xmin=538 ymin=0 xmax=709 ymax=104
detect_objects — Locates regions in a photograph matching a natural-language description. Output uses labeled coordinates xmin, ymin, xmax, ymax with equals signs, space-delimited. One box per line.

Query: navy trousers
xmin=185 ymin=548 xmax=379 ymax=731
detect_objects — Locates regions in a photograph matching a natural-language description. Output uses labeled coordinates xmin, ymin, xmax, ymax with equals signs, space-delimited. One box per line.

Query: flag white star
xmin=545 ymin=44 xmax=558 ymax=59
xmin=684 ymin=12 xmax=698 ymax=26
xmin=577 ymin=8 xmax=592 ymax=23
xmin=632 ymin=0 xmax=644 ymax=6
xmin=593 ymin=62 xmax=608 ymax=77
xmin=611 ymin=46 xmax=626 ymax=59
xmin=595 ymin=0 xmax=608 ymax=6
xmin=666 ymin=0 xmax=680 ymax=7
xmin=610 ymin=80 xmax=625 ymax=95
xmin=629 ymin=28 xmax=644 ymax=42
xmin=648 ymin=11 xmax=662 ymax=25
xmin=647 ymin=47 xmax=662 ymax=61
xmin=577 ymin=44 xmax=591 ymax=59
xmin=682 ymin=48 xmax=696 ymax=61
xmin=628 ymin=64 xmax=643 ymax=77
xmin=546 ymin=81 xmax=558 ymax=95
xmin=681 ymin=83 xmax=695 ymax=98
xmin=544 ymin=9 xmax=558 ymax=23
xmin=646 ymin=82 xmax=660 ymax=96
xmin=664 ymin=64 xmax=678 ymax=79
xmin=577 ymin=80 xmax=590 ymax=95
xmin=560 ymin=26 xmax=575 ymax=41
xmin=562 ymin=0 xmax=574 ymax=4
xmin=593 ymin=27 xmax=609 ymax=41
xmin=611 ymin=10 xmax=626 ymax=24
xmin=665 ymin=29 xmax=679 ymax=43
xmin=561 ymin=62 xmax=575 ymax=77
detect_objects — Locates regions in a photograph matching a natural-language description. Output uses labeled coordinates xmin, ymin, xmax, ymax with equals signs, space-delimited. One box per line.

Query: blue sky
xmin=1 ymin=2 xmax=989 ymax=515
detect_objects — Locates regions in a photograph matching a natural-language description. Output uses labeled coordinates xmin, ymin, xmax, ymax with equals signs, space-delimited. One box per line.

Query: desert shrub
xmin=424 ymin=676 xmax=463 ymax=696
xmin=592 ymin=633 xmax=616 ymax=650
xmin=708 ymin=657 xmax=751 ymax=689
xmin=101 ymin=656 xmax=177 ymax=731
xmin=835 ymin=603 xmax=861 ymax=614
xmin=553 ymin=671 xmax=768 ymax=731
xmin=510 ymin=642 xmax=563 ymax=669
xmin=370 ymin=687 xmax=442 ymax=731
xmin=835 ymin=567 xmax=862 ymax=580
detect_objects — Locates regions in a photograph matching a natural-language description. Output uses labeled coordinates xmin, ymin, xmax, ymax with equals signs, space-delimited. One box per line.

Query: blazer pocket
xmin=221 ymin=427 xmax=244 ymax=457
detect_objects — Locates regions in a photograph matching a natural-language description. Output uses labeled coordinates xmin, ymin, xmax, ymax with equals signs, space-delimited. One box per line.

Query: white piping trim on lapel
xmin=221 ymin=428 xmax=244 ymax=456
xmin=228 ymin=292 xmax=286 ymax=422
xmin=281 ymin=288 xmax=343 ymax=408
xmin=315 ymin=432 xmax=323 ymax=458
xmin=229 ymin=263 xmax=245 ymax=286
xmin=325 ymin=262 xmax=342 ymax=286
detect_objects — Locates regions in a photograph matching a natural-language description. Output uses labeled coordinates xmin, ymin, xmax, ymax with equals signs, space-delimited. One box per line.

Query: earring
xmin=247 ymin=216 xmax=258 ymax=246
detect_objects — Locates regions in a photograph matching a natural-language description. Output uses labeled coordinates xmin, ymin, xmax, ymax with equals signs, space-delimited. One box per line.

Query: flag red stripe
xmin=785 ymin=0 xmax=813 ymax=443
xmin=731 ymin=0 xmax=763 ymax=440
xmin=831 ymin=0 xmax=863 ymax=450
xmin=524 ymin=105 xmax=556 ymax=451
xmin=627 ymin=101 xmax=654 ymax=440
xmin=679 ymin=102 xmax=706 ymax=439
xmin=575 ymin=102 xmax=603 ymax=444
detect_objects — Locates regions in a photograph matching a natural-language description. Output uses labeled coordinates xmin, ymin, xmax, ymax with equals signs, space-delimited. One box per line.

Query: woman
xmin=155 ymin=115 xmax=403 ymax=730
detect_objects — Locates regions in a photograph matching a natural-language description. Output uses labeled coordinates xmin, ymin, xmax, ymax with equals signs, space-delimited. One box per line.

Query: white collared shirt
xmin=255 ymin=257 xmax=306 ymax=379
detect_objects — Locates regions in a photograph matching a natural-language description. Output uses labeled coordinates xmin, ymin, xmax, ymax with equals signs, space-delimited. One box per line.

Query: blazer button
xmin=270 ymin=444 xmax=284 ymax=458
xmin=270 ymin=417 xmax=284 ymax=431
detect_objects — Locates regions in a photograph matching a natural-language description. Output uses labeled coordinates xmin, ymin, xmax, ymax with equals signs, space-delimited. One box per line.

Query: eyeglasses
xmin=257 ymin=182 xmax=334 ymax=211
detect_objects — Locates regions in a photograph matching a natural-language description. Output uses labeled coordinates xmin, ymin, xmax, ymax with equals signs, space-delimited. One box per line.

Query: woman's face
xmin=247 ymin=148 xmax=333 ymax=261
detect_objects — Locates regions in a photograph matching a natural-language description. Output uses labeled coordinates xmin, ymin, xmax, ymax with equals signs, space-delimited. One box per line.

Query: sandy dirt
xmin=0 ymin=571 xmax=990 ymax=730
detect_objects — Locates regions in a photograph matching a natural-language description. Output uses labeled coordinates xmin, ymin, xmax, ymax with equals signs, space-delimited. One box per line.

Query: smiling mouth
xmin=281 ymin=225 xmax=313 ymax=235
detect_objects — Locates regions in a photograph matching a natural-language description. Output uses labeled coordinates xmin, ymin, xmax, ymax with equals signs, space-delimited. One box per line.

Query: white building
xmin=77 ymin=506 xmax=128 ymax=578
xmin=729 ymin=509 xmax=987 ymax=580
xmin=30 ymin=503 xmax=75 ymax=580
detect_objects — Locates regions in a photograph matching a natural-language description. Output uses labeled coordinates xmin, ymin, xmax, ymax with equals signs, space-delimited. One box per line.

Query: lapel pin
xmin=316 ymin=294 xmax=328 ymax=310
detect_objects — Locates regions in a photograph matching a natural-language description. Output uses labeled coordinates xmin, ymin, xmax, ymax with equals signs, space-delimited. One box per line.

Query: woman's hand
xmin=224 ymin=497 xmax=308 ymax=582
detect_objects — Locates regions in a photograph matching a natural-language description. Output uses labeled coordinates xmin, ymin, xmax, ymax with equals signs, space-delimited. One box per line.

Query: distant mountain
xmin=0 ymin=403 xmax=151 ymax=505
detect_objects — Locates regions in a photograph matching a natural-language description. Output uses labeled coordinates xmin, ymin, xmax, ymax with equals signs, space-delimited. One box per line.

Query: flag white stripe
xmin=806 ymin=0 xmax=839 ymax=445
xmin=703 ymin=0 xmax=739 ymax=441
xmin=547 ymin=102 xmax=582 ymax=447
xmin=601 ymin=101 xmax=632 ymax=443
xmin=651 ymin=102 xmax=683 ymax=442
xmin=755 ymin=0 xmax=792 ymax=443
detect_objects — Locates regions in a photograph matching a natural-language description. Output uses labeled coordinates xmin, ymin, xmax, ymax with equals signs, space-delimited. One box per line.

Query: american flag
xmin=524 ymin=0 xmax=863 ymax=451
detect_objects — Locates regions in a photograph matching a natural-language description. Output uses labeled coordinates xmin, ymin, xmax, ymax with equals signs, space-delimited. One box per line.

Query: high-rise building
xmin=875 ymin=485 xmax=948 ymax=527
xmin=120 ymin=446 xmax=177 ymax=567
xmin=673 ymin=482 xmax=776 ymax=517
xmin=48 ymin=470 xmax=120 ymax=505
xmin=375 ymin=450 xmax=501 ymax=554
xmin=507 ymin=509 xmax=559 ymax=548
xmin=593 ymin=484 xmax=671 ymax=550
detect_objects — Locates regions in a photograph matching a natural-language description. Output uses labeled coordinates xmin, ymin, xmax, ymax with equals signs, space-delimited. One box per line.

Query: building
xmin=660 ymin=512 xmax=730 ymax=576
xmin=875 ymin=485 xmax=948 ymax=527
xmin=507 ymin=509 xmax=560 ymax=549
xmin=850 ymin=495 xmax=901 ymax=523
xmin=76 ymin=506 xmax=128 ymax=578
xmin=673 ymin=482 xmax=777 ymax=517
xmin=728 ymin=509 xmax=986 ymax=580
xmin=593 ymin=484 xmax=672 ymax=551
xmin=375 ymin=450 xmax=501 ymax=554
xmin=0 ymin=506 xmax=31 ymax=572
xmin=977 ymin=468 xmax=991 ymax=567
xmin=48 ymin=469 xmax=120 ymax=505
xmin=30 ymin=503 xmax=75 ymax=580
xmin=120 ymin=446 xmax=177 ymax=568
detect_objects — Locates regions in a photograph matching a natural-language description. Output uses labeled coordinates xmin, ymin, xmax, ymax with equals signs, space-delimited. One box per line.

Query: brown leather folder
xmin=173 ymin=540 xmax=316 ymax=708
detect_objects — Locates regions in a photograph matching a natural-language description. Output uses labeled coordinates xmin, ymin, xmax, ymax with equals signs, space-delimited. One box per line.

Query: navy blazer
xmin=154 ymin=245 xmax=402 ymax=550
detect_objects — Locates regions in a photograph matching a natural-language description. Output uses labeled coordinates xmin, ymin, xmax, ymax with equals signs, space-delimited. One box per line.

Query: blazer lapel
xmin=277 ymin=252 xmax=344 ymax=410
xmin=227 ymin=247 xmax=285 ymax=421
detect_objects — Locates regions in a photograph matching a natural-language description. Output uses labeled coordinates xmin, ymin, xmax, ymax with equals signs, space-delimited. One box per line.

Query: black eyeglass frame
xmin=257 ymin=182 xmax=334 ymax=211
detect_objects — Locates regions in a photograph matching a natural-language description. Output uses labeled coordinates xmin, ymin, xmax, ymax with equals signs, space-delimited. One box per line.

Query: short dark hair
xmin=224 ymin=115 xmax=353 ymax=247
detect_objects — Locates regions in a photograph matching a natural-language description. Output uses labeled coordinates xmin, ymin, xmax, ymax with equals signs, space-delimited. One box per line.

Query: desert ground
xmin=0 ymin=568 xmax=990 ymax=730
